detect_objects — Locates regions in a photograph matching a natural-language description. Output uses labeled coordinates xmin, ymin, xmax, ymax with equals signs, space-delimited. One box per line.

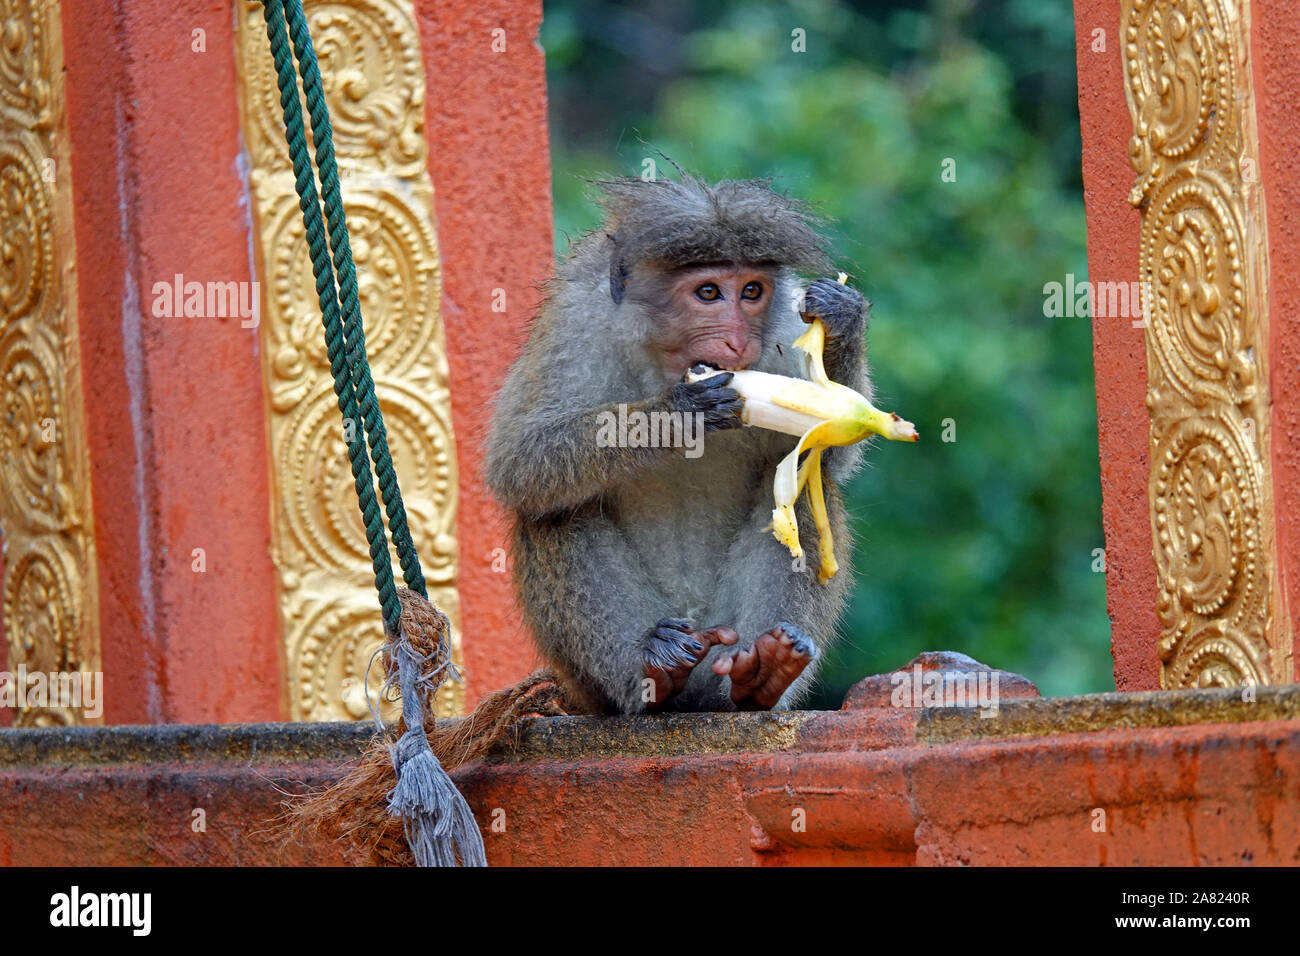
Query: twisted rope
xmin=282 ymin=0 xmax=428 ymax=605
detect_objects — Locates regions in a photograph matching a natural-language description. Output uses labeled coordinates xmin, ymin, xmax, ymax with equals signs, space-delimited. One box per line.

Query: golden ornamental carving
xmin=0 ymin=0 xmax=101 ymax=724
xmin=236 ymin=0 xmax=462 ymax=720
xmin=1123 ymin=0 xmax=1290 ymax=686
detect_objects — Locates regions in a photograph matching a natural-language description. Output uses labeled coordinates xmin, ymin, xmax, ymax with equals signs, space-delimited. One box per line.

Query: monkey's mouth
xmin=688 ymin=360 xmax=747 ymax=375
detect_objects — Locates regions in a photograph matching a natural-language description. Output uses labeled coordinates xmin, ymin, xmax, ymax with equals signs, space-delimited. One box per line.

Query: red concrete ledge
xmin=1 ymin=678 xmax=1297 ymax=866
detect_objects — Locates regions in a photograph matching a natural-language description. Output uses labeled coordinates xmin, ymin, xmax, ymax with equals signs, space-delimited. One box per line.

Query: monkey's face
xmin=648 ymin=262 xmax=776 ymax=378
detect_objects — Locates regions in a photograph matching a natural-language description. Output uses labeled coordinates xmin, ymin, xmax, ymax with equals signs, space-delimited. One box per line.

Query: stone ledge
xmin=4 ymin=680 xmax=1299 ymax=770
xmin=0 ymin=721 xmax=375 ymax=768
xmin=4 ymin=680 xmax=1300 ymax=865
xmin=917 ymin=683 xmax=1300 ymax=744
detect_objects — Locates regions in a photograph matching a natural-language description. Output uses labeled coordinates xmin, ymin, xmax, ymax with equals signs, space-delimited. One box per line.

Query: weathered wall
xmin=62 ymin=0 xmax=281 ymax=723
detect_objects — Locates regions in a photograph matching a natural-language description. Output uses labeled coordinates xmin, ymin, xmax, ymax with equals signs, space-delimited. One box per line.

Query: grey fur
xmin=485 ymin=176 xmax=870 ymax=714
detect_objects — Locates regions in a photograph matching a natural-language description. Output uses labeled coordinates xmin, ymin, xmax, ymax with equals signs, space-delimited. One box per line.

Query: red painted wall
xmin=1072 ymin=0 xmax=1162 ymax=690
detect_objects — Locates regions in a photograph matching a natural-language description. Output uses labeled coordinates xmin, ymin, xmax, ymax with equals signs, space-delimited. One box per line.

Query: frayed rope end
xmin=388 ymin=728 xmax=486 ymax=867
xmin=383 ymin=587 xmax=485 ymax=867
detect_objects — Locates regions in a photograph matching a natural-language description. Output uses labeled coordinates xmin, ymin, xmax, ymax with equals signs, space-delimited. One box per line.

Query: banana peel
xmin=688 ymin=275 xmax=917 ymax=583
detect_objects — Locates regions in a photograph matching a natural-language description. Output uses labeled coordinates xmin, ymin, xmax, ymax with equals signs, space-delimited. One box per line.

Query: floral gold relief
xmin=1123 ymin=0 xmax=1290 ymax=686
xmin=236 ymin=0 xmax=463 ymax=719
xmin=0 ymin=0 xmax=101 ymax=723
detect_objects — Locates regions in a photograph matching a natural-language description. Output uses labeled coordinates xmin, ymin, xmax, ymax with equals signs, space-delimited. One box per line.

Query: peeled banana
xmin=688 ymin=275 xmax=917 ymax=583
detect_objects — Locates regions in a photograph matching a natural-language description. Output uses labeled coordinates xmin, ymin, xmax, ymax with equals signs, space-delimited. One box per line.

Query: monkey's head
xmin=597 ymin=176 xmax=831 ymax=379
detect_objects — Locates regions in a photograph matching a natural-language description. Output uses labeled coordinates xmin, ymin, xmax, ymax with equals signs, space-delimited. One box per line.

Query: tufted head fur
xmin=596 ymin=175 xmax=832 ymax=304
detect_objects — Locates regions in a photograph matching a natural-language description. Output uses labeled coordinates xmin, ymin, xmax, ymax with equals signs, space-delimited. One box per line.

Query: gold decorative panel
xmin=0 ymin=0 xmax=101 ymax=723
xmin=1123 ymin=0 xmax=1290 ymax=686
xmin=235 ymin=0 xmax=463 ymax=719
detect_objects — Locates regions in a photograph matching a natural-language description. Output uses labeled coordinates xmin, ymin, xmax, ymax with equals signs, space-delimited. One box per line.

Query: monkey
xmin=484 ymin=175 xmax=871 ymax=714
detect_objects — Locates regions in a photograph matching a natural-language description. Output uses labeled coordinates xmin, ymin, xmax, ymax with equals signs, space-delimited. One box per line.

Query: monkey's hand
xmin=802 ymin=276 xmax=868 ymax=341
xmin=642 ymin=619 xmax=739 ymax=709
xmin=666 ymin=371 xmax=743 ymax=432
xmin=713 ymin=622 xmax=819 ymax=710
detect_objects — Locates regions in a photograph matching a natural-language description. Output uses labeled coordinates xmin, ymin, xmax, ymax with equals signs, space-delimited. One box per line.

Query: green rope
xmin=258 ymin=0 xmax=424 ymax=636
xmin=260 ymin=0 xmax=481 ymax=868
xmin=282 ymin=0 xmax=428 ymax=604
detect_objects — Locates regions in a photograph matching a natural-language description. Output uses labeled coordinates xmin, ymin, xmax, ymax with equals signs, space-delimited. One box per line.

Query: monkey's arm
xmin=802 ymin=277 xmax=869 ymax=482
xmin=486 ymin=371 xmax=741 ymax=516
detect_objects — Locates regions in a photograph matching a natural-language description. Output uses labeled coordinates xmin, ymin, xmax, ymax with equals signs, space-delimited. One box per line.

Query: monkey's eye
xmin=741 ymin=281 xmax=764 ymax=300
xmin=695 ymin=283 xmax=722 ymax=302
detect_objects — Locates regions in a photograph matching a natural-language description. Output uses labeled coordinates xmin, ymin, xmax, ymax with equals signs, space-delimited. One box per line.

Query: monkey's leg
xmin=514 ymin=508 xmax=732 ymax=714
xmin=672 ymin=480 xmax=851 ymax=711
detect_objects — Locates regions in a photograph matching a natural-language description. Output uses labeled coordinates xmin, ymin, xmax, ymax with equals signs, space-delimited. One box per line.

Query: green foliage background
xmin=541 ymin=0 xmax=1111 ymax=704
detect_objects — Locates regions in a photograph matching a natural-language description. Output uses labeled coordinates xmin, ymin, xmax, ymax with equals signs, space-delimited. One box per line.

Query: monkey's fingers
xmin=643 ymin=620 xmax=738 ymax=709
xmin=673 ymin=374 xmax=743 ymax=432
xmin=711 ymin=646 xmax=747 ymax=677
xmin=800 ymin=273 xmax=864 ymax=330
xmin=643 ymin=618 xmax=701 ymax=673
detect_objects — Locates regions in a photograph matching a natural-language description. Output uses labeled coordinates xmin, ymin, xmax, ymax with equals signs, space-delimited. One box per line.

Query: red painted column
xmin=414 ymin=0 xmax=555 ymax=701
xmin=1072 ymin=0 xmax=1162 ymax=690
xmin=0 ymin=552 xmax=7 ymax=728
xmin=61 ymin=0 xmax=282 ymax=722
xmin=1253 ymin=10 xmax=1300 ymax=680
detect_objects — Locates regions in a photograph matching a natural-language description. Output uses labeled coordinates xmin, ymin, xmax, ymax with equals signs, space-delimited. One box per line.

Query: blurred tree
xmin=541 ymin=0 xmax=1111 ymax=704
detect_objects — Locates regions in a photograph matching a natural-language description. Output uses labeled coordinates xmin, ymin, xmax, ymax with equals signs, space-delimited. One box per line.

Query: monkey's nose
xmin=726 ymin=338 xmax=763 ymax=370
xmin=722 ymin=338 xmax=751 ymax=361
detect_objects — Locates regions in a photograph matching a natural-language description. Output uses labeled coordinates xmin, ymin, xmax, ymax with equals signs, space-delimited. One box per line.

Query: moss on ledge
xmin=2 ymin=682 xmax=1298 ymax=769
xmin=917 ymin=683 xmax=1300 ymax=744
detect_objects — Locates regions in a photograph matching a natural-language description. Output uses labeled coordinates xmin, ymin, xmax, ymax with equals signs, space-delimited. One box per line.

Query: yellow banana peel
xmin=690 ymin=275 xmax=918 ymax=583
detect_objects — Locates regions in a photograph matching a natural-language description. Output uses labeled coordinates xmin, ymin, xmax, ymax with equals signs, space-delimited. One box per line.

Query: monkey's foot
xmin=713 ymin=622 xmax=818 ymax=710
xmin=643 ymin=619 xmax=739 ymax=709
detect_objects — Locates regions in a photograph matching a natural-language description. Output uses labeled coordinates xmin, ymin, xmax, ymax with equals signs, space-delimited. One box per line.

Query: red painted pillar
xmin=1253 ymin=9 xmax=1300 ymax=680
xmin=61 ymin=0 xmax=282 ymax=722
xmin=414 ymin=0 xmax=555 ymax=701
xmin=1072 ymin=0 xmax=1162 ymax=690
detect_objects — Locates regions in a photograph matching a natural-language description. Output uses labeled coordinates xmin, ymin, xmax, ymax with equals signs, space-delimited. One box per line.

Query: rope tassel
xmin=383 ymin=590 xmax=485 ymax=867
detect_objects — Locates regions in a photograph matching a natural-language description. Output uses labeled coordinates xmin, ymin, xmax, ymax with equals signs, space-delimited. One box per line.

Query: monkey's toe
xmin=715 ymin=622 xmax=818 ymax=710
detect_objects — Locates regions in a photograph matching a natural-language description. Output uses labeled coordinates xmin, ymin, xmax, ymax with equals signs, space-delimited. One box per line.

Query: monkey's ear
xmin=609 ymin=256 xmax=629 ymax=305
xmin=608 ymin=232 xmax=629 ymax=305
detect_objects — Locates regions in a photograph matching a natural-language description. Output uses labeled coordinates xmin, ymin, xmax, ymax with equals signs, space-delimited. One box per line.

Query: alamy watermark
xmin=151 ymin=273 xmax=260 ymax=328
xmin=890 ymin=665 xmax=1000 ymax=718
xmin=595 ymin=405 xmax=706 ymax=459
xmin=50 ymin=886 xmax=150 ymax=936
xmin=0 ymin=667 xmax=103 ymax=719
xmin=1043 ymin=273 xmax=1152 ymax=326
